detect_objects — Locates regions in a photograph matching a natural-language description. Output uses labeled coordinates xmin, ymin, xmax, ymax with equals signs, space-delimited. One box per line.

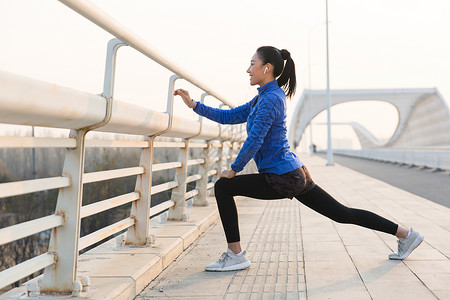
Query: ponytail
xmin=278 ymin=49 xmax=296 ymax=99
xmin=256 ymin=46 xmax=297 ymax=99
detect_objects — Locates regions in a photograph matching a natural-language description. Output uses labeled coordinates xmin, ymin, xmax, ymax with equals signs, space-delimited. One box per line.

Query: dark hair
xmin=256 ymin=46 xmax=296 ymax=99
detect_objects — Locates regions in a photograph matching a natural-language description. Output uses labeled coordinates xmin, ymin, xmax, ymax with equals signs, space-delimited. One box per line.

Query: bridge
xmin=1 ymin=1 xmax=450 ymax=299
xmin=290 ymin=88 xmax=450 ymax=171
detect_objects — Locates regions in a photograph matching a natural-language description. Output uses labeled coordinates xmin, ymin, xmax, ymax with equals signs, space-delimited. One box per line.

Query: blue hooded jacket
xmin=193 ymin=80 xmax=302 ymax=174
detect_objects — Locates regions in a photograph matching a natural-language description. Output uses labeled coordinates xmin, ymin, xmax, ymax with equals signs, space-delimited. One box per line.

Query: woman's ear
xmin=264 ymin=63 xmax=274 ymax=75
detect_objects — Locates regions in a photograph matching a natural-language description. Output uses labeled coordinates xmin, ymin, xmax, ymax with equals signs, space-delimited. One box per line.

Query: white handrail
xmin=0 ymin=0 xmax=252 ymax=294
xmin=0 ymin=70 xmax=227 ymax=139
xmin=58 ymin=0 xmax=235 ymax=108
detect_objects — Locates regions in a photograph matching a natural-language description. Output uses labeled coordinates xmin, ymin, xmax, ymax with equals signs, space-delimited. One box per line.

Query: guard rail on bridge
xmin=0 ymin=0 xmax=249 ymax=295
xmin=333 ymin=148 xmax=450 ymax=171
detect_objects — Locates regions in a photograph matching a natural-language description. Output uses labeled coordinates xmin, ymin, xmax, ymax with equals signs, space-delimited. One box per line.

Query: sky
xmin=1 ymin=0 xmax=450 ymax=150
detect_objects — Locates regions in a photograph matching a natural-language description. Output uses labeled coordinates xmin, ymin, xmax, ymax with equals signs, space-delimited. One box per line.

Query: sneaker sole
xmin=389 ymin=233 xmax=424 ymax=260
xmin=205 ymin=260 xmax=251 ymax=272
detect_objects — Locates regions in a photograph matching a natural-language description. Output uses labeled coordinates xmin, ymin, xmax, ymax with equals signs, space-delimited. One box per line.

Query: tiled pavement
xmin=137 ymin=155 xmax=450 ymax=300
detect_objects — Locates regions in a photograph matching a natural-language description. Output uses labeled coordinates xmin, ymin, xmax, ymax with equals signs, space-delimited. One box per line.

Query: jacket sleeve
xmin=193 ymin=99 xmax=252 ymax=125
xmin=231 ymin=95 xmax=282 ymax=172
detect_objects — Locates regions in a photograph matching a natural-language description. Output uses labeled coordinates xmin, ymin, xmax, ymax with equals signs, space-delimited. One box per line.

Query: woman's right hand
xmin=173 ymin=88 xmax=194 ymax=108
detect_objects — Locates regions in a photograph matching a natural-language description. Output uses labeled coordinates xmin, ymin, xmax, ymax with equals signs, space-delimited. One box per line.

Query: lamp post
xmin=307 ymin=26 xmax=318 ymax=156
xmin=307 ymin=21 xmax=333 ymax=156
xmin=325 ymin=0 xmax=334 ymax=165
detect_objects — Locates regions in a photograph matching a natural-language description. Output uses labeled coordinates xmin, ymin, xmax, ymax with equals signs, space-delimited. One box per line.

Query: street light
xmin=325 ymin=0 xmax=334 ymax=165
xmin=307 ymin=25 xmax=319 ymax=156
xmin=307 ymin=21 xmax=333 ymax=156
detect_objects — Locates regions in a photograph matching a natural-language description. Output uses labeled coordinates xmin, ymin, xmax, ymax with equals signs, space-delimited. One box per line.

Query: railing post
xmin=217 ymin=141 xmax=225 ymax=178
xmin=41 ymin=37 xmax=124 ymax=293
xmin=193 ymin=140 xmax=211 ymax=206
xmin=167 ymin=139 xmax=190 ymax=221
xmin=126 ymin=136 xmax=154 ymax=245
xmin=103 ymin=37 xmax=157 ymax=246
xmin=41 ymin=129 xmax=87 ymax=293
xmin=224 ymin=141 xmax=230 ymax=169
xmin=231 ymin=141 xmax=237 ymax=164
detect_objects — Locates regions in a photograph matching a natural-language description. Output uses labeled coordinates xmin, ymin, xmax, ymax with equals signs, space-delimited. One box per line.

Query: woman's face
xmin=247 ymin=52 xmax=269 ymax=86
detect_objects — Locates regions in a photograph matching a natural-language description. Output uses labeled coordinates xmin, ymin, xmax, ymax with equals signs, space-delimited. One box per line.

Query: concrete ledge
xmin=1 ymin=198 xmax=219 ymax=300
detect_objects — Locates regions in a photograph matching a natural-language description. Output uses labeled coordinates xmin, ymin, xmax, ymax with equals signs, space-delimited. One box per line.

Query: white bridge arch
xmin=289 ymin=88 xmax=450 ymax=149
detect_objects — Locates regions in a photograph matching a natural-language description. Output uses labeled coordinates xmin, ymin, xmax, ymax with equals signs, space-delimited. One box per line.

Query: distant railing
xmin=0 ymin=0 xmax=249 ymax=294
xmin=333 ymin=148 xmax=450 ymax=171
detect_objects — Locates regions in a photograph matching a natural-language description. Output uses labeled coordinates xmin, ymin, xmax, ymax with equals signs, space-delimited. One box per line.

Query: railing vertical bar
xmin=193 ymin=141 xmax=211 ymax=206
xmin=216 ymin=141 xmax=224 ymax=182
xmin=41 ymin=129 xmax=87 ymax=293
xmin=126 ymin=136 xmax=154 ymax=245
xmin=167 ymin=139 xmax=189 ymax=221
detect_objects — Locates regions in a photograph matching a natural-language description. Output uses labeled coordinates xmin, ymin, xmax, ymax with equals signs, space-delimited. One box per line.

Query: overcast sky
xmin=1 ymin=0 xmax=449 ymax=149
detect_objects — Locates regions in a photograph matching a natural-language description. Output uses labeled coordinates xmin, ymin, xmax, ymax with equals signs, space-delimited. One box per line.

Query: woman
xmin=174 ymin=46 xmax=424 ymax=272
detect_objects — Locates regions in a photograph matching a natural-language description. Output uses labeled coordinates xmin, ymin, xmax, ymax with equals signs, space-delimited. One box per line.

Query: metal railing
xmin=0 ymin=0 xmax=250 ymax=294
xmin=333 ymin=148 xmax=450 ymax=171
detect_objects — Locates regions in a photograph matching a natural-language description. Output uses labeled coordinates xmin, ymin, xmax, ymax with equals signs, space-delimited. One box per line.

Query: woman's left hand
xmin=220 ymin=169 xmax=236 ymax=178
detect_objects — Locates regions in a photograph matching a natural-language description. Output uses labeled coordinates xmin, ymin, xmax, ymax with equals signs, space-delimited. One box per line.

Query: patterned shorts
xmin=264 ymin=165 xmax=316 ymax=199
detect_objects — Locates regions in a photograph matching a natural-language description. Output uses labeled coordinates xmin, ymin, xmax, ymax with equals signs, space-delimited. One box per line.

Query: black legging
xmin=214 ymin=173 xmax=398 ymax=243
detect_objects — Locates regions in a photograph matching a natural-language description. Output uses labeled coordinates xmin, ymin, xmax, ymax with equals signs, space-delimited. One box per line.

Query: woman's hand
xmin=220 ymin=169 xmax=236 ymax=178
xmin=173 ymin=88 xmax=195 ymax=108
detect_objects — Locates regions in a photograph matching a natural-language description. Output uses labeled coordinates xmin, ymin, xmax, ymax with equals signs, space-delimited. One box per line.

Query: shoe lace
xmin=218 ymin=252 xmax=231 ymax=264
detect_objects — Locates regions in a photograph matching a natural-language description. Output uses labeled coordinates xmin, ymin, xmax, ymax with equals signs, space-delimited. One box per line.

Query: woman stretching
xmin=174 ymin=46 xmax=424 ymax=272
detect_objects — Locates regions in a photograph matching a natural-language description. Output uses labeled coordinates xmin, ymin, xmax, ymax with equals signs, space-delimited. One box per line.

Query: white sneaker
xmin=389 ymin=228 xmax=424 ymax=260
xmin=205 ymin=248 xmax=251 ymax=272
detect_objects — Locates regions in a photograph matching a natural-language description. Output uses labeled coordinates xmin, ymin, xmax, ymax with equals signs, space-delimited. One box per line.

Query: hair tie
xmin=280 ymin=49 xmax=291 ymax=60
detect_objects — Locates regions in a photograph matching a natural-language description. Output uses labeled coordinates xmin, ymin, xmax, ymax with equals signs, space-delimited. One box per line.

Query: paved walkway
xmin=137 ymin=155 xmax=450 ymax=300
